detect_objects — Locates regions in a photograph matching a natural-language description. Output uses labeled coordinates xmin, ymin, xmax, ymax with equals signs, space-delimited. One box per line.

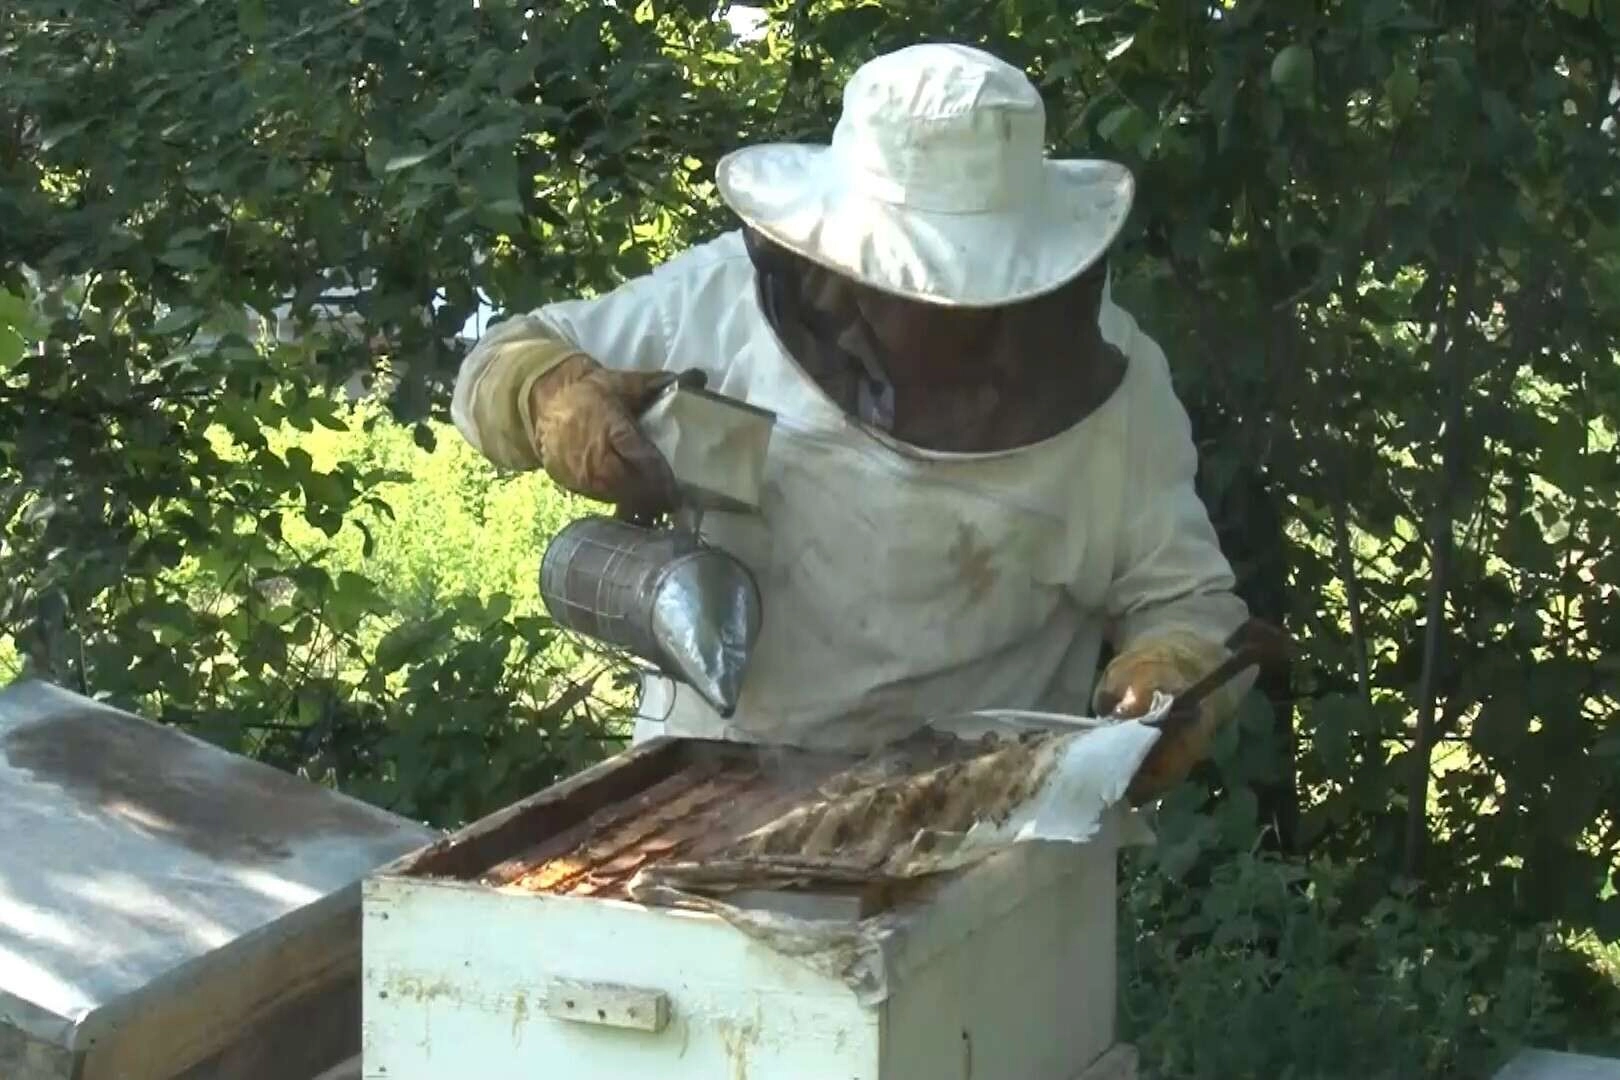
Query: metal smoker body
xmin=539 ymin=383 xmax=775 ymax=718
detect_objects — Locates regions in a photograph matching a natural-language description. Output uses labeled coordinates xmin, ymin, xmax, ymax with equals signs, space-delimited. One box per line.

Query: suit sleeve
xmin=1102 ymin=330 xmax=1249 ymax=654
xmin=450 ymin=255 xmax=684 ymax=469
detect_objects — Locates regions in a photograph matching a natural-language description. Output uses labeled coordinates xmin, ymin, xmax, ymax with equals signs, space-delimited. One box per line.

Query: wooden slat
xmin=1073 ymin=1044 xmax=1138 ymax=1080
xmin=386 ymin=737 xmax=857 ymax=889
xmin=480 ymin=759 xmax=733 ymax=887
xmin=727 ymin=881 xmax=894 ymax=921
xmin=0 ymin=1023 xmax=79 ymax=1080
xmin=543 ymin=978 xmax=671 ymax=1033
xmin=309 ymin=1056 xmax=362 ymax=1080
xmin=79 ymin=894 xmax=360 ymax=1080
xmin=384 ymin=737 xmax=695 ymax=880
xmin=170 ymin=971 xmax=359 ymax=1080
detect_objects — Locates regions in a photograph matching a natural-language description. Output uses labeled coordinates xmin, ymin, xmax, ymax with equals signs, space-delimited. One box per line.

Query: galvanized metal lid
xmin=0 ymin=679 xmax=436 ymax=1051
xmin=638 ymin=382 xmax=776 ymax=515
xmin=1494 ymin=1051 xmax=1620 ymax=1080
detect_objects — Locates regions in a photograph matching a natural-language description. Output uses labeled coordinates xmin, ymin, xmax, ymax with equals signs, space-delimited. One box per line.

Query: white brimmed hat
xmin=715 ymin=43 xmax=1135 ymax=309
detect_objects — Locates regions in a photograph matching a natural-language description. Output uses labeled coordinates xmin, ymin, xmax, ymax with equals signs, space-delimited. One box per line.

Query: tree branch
xmin=1332 ymin=478 xmax=1373 ymax=711
xmin=1403 ymin=268 xmax=1473 ymax=880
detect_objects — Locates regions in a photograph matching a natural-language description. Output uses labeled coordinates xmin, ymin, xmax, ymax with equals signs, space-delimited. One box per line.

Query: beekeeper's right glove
xmin=531 ymin=353 xmax=696 ymax=520
xmin=458 ymin=322 xmax=698 ymax=521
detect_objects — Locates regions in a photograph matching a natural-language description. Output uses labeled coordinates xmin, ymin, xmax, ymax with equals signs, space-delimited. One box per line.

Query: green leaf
xmin=157 ymin=244 xmax=211 ymax=272
xmin=1471 ymin=699 xmax=1529 ymax=759
xmin=463 ymin=121 xmax=525 ymax=152
xmin=40 ymin=117 xmax=93 ymax=151
xmin=1269 ymin=43 xmax=1316 ymax=103
xmin=1098 ymin=105 xmax=1145 ymax=148
xmin=333 ymin=570 xmax=381 ymax=614
xmin=376 ymin=620 xmax=437 ymax=674
xmin=306 ymin=507 xmax=345 ymax=537
xmin=285 ymin=446 xmax=315 ymax=478
xmin=237 ymin=0 xmax=268 ymax=36
xmin=0 ymin=328 xmax=24 ymax=369
xmin=1214 ymin=785 xmax=1260 ymax=846
xmin=1308 ymin=694 xmax=1361 ymax=778
xmin=309 ymin=398 xmax=351 ymax=431
xmin=498 ymin=55 xmax=537 ymax=97
xmin=303 ymin=468 xmax=346 ymax=507
xmin=0 ymin=291 xmax=41 ymax=340
xmin=384 ymin=147 xmax=445 ymax=173
xmin=152 ymin=305 xmax=205 ymax=335
xmin=289 ymin=565 xmax=334 ymax=595
xmin=1385 ymin=65 xmax=1420 ymax=117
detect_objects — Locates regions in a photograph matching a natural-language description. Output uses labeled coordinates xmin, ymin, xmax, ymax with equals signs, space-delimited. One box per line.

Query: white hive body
xmin=362 ymin=714 xmax=1157 ymax=1079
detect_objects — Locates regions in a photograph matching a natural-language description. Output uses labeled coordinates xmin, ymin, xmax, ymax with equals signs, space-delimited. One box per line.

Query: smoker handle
xmin=544 ymin=977 xmax=671 ymax=1033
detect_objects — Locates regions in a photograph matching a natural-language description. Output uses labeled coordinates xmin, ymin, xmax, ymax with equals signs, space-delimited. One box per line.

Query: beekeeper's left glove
xmin=1093 ymin=630 xmax=1246 ymax=802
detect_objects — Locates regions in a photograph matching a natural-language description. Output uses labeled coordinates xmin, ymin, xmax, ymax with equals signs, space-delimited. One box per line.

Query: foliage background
xmin=2 ymin=0 xmax=1617 ymax=1073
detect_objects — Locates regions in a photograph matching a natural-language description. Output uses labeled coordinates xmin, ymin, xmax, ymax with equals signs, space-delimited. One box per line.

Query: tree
xmin=0 ymin=0 xmax=772 ymax=822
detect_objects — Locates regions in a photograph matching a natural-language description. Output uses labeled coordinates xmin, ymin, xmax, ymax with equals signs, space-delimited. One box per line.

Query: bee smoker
xmin=538 ymin=383 xmax=776 ymax=718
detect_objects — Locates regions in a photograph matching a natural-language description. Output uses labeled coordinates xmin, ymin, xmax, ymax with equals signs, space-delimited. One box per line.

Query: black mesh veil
xmin=742 ymin=226 xmax=1124 ymax=453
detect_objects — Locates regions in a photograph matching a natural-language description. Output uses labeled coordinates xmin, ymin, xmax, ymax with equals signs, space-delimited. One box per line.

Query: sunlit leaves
xmin=0 ymin=0 xmax=738 ymax=826
xmin=0 ymin=290 xmax=41 ymax=368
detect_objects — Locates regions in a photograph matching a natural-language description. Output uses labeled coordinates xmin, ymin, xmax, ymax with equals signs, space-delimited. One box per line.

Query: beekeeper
xmin=452 ymin=43 xmax=1255 ymax=799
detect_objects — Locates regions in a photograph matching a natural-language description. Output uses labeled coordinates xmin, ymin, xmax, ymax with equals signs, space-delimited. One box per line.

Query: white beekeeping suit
xmin=452 ymin=43 xmax=1255 ymax=799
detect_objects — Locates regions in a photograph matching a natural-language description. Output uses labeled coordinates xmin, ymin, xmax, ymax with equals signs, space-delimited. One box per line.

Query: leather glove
xmin=528 ymin=354 xmax=702 ymax=522
xmin=1093 ymin=630 xmax=1244 ymax=803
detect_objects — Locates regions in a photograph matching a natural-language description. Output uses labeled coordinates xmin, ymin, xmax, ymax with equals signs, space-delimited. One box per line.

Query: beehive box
xmin=362 ymin=734 xmax=1138 ymax=1079
xmin=1494 ymin=1051 xmax=1620 ymax=1079
xmin=0 ymin=679 xmax=437 ymax=1080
